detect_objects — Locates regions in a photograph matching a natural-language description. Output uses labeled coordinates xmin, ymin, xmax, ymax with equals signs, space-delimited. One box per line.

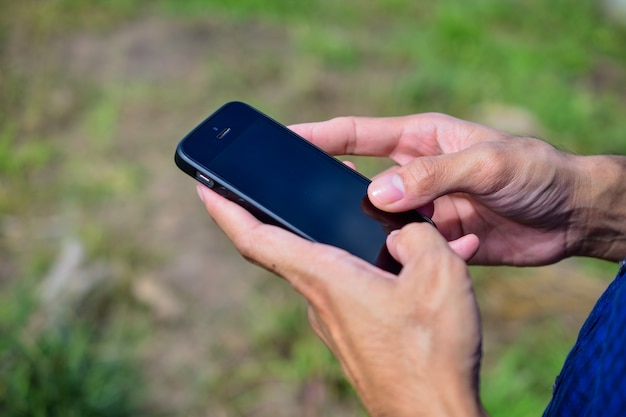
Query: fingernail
xmin=371 ymin=174 xmax=405 ymax=204
xmin=196 ymin=184 xmax=206 ymax=203
xmin=386 ymin=229 xmax=400 ymax=248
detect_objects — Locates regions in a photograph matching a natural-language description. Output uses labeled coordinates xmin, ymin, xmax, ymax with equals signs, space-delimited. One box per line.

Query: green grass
xmin=0 ymin=281 xmax=143 ymax=417
xmin=481 ymin=324 xmax=573 ymax=416
xmin=157 ymin=0 xmax=626 ymax=153
xmin=1 ymin=0 xmax=625 ymax=415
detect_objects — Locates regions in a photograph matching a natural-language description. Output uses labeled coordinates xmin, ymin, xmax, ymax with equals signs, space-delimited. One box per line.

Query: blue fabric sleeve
xmin=543 ymin=259 xmax=626 ymax=417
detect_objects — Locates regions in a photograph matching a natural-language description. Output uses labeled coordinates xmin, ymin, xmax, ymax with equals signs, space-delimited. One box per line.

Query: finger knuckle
xmin=231 ymin=231 xmax=258 ymax=261
xmin=326 ymin=116 xmax=358 ymax=154
xmin=467 ymin=142 xmax=513 ymax=191
xmin=400 ymin=156 xmax=440 ymax=195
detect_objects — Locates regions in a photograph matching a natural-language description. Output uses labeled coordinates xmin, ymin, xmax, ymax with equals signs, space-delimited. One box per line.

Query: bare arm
xmin=570 ymin=154 xmax=626 ymax=261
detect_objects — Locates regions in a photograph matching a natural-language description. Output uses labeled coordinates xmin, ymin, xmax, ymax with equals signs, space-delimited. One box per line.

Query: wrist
xmin=362 ymin=374 xmax=488 ymax=417
xmin=569 ymin=154 xmax=626 ymax=262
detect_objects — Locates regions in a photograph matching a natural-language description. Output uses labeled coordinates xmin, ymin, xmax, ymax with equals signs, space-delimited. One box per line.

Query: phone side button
xmin=196 ymin=172 xmax=215 ymax=188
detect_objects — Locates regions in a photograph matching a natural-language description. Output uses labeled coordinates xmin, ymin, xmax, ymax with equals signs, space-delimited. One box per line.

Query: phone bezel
xmin=174 ymin=101 xmax=435 ymax=273
xmin=175 ymin=101 xmax=399 ymax=237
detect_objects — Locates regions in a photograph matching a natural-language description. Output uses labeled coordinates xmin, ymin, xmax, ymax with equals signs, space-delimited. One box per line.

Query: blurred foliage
xmin=0 ymin=2 xmax=151 ymax=416
xmin=158 ymin=0 xmax=626 ymax=153
xmin=0 ymin=283 xmax=143 ymax=417
xmin=481 ymin=323 xmax=574 ymax=416
xmin=1 ymin=0 xmax=625 ymax=416
xmin=197 ymin=278 xmax=364 ymax=415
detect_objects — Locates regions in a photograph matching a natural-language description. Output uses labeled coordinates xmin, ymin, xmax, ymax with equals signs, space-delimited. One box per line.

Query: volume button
xmin=196 ymin=172 xmax=215 ymax=188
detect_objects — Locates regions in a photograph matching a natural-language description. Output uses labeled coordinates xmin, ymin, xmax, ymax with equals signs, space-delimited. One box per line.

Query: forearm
xmin=570 ymin=154 xmax=626 ymax=262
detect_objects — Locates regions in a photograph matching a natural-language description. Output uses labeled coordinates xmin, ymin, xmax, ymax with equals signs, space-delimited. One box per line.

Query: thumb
xmin=368 ymin=144 xmax=501 ymax=212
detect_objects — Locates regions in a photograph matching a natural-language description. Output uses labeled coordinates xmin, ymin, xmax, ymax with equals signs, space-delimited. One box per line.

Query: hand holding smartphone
xmin=175 ymin=101 xmax=434 ymax=274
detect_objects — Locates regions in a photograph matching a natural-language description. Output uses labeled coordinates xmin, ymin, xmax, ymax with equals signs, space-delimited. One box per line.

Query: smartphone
xmin=175 ymin=101 xmax=434 ymax=274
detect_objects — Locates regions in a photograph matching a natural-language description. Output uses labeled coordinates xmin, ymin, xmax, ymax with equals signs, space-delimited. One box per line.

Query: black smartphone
xmin=175 ymin=101 xmax=434 ymax=274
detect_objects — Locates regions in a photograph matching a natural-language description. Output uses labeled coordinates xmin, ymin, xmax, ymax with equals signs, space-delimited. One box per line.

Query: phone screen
xmin=211 ymin=117 xmax=389 ymax=258
xmin=176 ymin=102 xmax=433 ymax=273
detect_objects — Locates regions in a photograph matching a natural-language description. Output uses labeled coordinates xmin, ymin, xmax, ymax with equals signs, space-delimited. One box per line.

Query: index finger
xmin=289 ymin=113 xmax=507 ymax=160
xmin=288 ymin=115 xmax=416 ymax=157
xmin=196 ymin=184 xmax=387 ymax=300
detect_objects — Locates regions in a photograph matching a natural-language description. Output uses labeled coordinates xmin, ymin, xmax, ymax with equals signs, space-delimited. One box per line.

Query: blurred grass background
xmin=1 ymin=0 xmax=625 ymax=416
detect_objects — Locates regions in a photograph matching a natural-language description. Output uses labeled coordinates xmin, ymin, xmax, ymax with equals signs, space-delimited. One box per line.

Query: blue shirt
xmin=543 ymin=259 xmax=626 ymax=416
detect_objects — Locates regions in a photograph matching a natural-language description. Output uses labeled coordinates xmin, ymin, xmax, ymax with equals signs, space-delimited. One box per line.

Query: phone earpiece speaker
xmin=216 ymin=127 xmax=231 ymax=140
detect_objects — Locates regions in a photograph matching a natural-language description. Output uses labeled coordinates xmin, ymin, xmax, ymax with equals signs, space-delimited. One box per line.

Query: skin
xmin=196 ymin=112 xmax=626 ymax=416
